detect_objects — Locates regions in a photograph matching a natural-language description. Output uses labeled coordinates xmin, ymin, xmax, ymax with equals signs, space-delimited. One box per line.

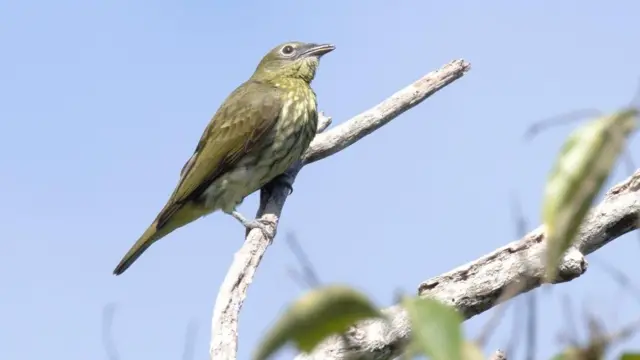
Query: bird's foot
xmin=231 ymin=210 xmax=275 ymax=239
xmin=269 ymin=171 xmax=296 ymax=196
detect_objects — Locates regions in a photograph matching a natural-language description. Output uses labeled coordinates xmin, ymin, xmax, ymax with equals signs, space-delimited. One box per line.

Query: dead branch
xmin=208 ymin=59 xmax=472 ymax=359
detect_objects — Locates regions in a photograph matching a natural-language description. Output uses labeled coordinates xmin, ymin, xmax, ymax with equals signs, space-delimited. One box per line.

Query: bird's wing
xmin=155 ymin=80 xmax=283 ymax=228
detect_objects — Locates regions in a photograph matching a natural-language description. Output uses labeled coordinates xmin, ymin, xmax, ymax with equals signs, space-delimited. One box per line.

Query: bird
xmin=112 ymin=41 xmax=335 ymax=276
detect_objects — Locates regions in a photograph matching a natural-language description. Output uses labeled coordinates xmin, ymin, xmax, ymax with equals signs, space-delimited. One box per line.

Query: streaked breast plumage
xmin=202 ymin=81 xmax=318 ymax=213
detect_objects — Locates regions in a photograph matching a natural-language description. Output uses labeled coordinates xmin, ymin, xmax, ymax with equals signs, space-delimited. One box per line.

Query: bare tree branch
xmin=294 ymin=170 xmax=640 ymax=360
xmin=208 ymin=59 xmax=472 ymax=360
xmin=303 ymin=59 xmax=471 ymax=165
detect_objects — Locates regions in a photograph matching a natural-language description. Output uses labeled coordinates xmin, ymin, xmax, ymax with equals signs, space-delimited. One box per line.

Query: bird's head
xmin=252 ymin=41 xmax=335 ymax=84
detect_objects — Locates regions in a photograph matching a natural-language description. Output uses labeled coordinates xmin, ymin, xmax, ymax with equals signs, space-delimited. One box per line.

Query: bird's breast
xmin=201 ymin=87 xmax=319 ymax=213
xmin=246 ymin=86 xmax=318 ymax=184
xmin=274 ymin=89 xmax=318 ymax=159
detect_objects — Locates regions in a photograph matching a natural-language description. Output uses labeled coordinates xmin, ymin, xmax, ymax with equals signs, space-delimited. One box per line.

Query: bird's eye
xmin=281 ymin=45 xmax=295 ymax=56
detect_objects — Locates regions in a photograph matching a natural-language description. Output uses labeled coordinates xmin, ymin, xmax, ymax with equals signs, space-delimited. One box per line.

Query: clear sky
xmin=2 ymin=0 xmax=640 ymax=359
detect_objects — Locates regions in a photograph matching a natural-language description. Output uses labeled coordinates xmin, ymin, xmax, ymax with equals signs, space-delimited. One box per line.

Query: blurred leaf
xmin=620 ymin=353 xmax=640 ymax=360
xmin=252 ymin=284 xmax=383 ymax=360
xmin=550 ymin=347 xmax=585 ymax=360
xmin=462 ymin=342 xmax=485 ymax=360
xmin=550 ymin=352 xmax=567 ymax=360
xmin=542 ymin=109 xmax=637 ymax=281
xmin=552 ymin=343 xmax=611 ymax=360
xmin=403 ymin=296 xmax=464 ymax=360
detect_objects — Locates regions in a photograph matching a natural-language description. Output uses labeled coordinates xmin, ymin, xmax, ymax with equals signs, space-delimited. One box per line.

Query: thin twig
xmin=182 ymin=320 xmax=198 ymax=360
xmin=476 ymin=195 xmax=533 ymax=349
xmin=557 ymin=295 xmax=580 ymax=347
xmin=476 ymin=274 xmax=529 ymax=348
xmin=504 ymin=297 xmax=523 ymax=358
xmin=525 ymin=287 xmax=537 ymax=360
xmin=590 ymin=256 xmax=640 ymax=307
xmin=509 ymin=194 xmax=537 ymax=360
xmin=523 ymin=109 xmax=601 ymax=141
xmin=285 ymin=232 xmax=321 ymax=288
xmin=102 ymin=303 xmax=120 ymax=360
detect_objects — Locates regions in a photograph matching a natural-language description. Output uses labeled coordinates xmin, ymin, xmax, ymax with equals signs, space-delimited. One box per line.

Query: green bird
xmin=113 ymin=41 xmax=335 ymax=276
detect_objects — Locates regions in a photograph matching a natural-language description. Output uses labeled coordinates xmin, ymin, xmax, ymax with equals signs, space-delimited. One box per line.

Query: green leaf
xmin=551 ymin=345 xmax=608 ymax=360
xmin=402 ymin=296 xmax=464 ymax=360
xmin=550 ymin=352 xmax=567 ymax=360
xmin=620 ymin=353 xmax=640 ymax=360
xmin=542 ymin=109 xmax=637 ymax=281
xmin=462 ymin=342 xmax=485 ymax=360
xmin=252 ymin=284 xmax=383 ymax=360
xmin=551 ymin=347 xmax=585 ymax=360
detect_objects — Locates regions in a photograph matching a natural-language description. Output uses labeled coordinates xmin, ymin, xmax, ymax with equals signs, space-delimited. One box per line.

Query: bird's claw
xmin=271 ymin=172 xmax=295 ymax=196
xmin=245 ymin=219 xmax=275 ymax=239
xmin=231 ymin=211 xmax=275 ymax=239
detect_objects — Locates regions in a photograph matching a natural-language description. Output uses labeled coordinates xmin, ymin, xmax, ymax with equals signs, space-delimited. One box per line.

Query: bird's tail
xmin=112 ymin=220 xmax=166 ymax=276
xmin=112 ymin=203 xmax=211 ymax=276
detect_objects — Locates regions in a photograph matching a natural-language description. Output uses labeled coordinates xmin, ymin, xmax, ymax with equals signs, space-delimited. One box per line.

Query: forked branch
xmin=208 ymin=59 xmax=472 ymax=359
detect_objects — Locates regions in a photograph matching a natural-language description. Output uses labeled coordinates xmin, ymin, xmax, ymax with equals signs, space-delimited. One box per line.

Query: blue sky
xmin=2 ymin=0 xmax=640 ymax=359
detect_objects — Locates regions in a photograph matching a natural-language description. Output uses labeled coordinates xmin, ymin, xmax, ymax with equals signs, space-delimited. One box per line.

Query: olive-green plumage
xmin=113 ymin=41 xmax=335 ymax=275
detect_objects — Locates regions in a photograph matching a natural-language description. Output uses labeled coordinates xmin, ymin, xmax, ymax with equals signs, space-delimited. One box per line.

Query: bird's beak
xmin=300 ymin=43 xmax=336 ymax=58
